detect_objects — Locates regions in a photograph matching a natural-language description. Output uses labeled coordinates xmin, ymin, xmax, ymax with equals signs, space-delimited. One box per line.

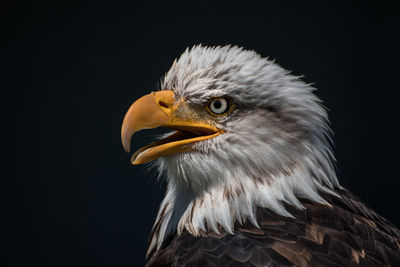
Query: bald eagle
xmin=121 ymin=45 xmax=400 ymax=266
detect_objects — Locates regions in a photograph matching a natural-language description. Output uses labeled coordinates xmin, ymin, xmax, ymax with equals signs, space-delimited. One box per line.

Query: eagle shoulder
xmin=146 ymin=190 xmax=400 ymax=267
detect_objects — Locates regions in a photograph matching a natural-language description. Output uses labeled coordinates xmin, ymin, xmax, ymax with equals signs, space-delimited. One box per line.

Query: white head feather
xmin=147 ymin=45 xmax=340 ymax=254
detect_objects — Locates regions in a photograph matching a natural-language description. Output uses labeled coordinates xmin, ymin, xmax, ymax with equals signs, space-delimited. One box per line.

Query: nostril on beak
xmin=158 ymin=100 xmax=169 ymax=109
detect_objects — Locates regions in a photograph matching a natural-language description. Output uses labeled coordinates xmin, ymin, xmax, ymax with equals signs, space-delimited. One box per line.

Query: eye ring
xmin=206 ymin=97 xmax=231 ymax=115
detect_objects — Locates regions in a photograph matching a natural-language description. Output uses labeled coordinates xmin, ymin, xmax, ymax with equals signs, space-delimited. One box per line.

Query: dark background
xmin=1 ymin=1 xmax=399 ymax=266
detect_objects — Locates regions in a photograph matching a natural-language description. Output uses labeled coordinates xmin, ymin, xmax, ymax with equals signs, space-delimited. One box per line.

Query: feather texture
xmin=146 ymin=190 xmax=400 ymax=266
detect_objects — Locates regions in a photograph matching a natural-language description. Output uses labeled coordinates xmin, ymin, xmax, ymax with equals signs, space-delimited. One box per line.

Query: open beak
xmin=121 ymin=90 xmax=223 ymax=164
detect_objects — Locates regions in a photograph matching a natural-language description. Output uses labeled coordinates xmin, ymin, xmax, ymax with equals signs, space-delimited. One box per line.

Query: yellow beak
xmin=121 ymin=90 xmax=222 ymax=164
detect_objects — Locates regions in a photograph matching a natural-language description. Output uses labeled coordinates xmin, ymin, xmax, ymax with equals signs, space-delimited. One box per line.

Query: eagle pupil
xmin=213 ymin=101 xmax=222 ymax=109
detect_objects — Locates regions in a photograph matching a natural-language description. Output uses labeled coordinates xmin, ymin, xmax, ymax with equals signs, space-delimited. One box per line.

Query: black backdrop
xmin=1 ymin=1 xmax=399 ymax=266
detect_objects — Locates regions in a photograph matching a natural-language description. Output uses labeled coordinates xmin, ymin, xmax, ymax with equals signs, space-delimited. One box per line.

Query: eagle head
xmin=121 ymin=45 xmax=339 ymax=253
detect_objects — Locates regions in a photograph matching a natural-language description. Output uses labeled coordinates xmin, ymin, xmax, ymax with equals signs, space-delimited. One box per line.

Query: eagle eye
xmin=207 ymin=97 xmax=231 ymax=115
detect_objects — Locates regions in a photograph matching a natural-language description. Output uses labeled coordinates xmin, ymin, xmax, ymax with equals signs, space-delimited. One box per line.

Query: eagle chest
xmin=146 ymin=191 xmax=400 ymax=267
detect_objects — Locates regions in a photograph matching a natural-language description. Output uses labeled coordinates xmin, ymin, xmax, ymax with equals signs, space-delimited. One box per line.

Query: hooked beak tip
xmin=121 ymin=122 xmax=136 ymax=153
xmin=122 ymin=139 xmax=131 ymax=153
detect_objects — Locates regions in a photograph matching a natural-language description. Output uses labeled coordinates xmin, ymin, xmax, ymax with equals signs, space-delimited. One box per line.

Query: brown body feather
xmin=146 ymin=189 xmax=400 ymax=267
